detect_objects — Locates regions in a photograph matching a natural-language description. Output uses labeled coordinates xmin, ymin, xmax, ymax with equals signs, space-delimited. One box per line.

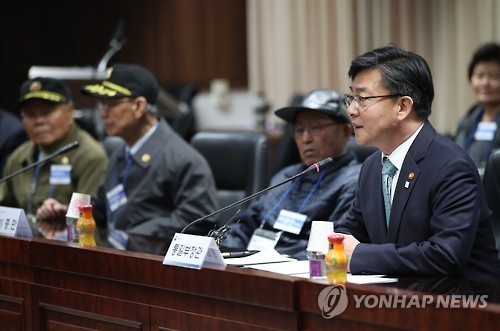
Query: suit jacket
xmin=93 ymin=119 xmax=219 ymax=239
xmin=0 ymin=109 xmax=27 ymax=176
xmin=482 ymin=148 xmax=500 ymax=255
xmin=337 ymin=121 xmax=500 ymax=282
xmin=0 ymin=123 xmax=107 ymax=215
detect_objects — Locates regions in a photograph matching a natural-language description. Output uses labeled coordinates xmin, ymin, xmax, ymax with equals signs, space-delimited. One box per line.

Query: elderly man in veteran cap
xmin=223 ymin=88 xmax=361 ymax=259
xmin=36 ymin=64 xmax=218 ymax=250
xmin=0 ymin=77 xmax=108 ymax=237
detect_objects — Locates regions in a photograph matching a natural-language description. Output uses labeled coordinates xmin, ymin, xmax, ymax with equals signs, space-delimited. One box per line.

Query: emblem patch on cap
xmin=30 ymin=81 xmax=42 ymax=92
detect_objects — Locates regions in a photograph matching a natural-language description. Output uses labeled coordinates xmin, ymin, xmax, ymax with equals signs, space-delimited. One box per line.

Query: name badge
xmin=50 ymin=164 xmax=72 ymax=185
xmin=273 ymin=209 xmax=307 ymax=235
xmin=106 ymin=184 xmax=128 ymax=212
xmin=108 ymin=228 xmax=129 ymax=250
xmin=247 ymin=228 xmax=282 ymax=251
xmin=475 ymin=121 xmax=497 ymax=141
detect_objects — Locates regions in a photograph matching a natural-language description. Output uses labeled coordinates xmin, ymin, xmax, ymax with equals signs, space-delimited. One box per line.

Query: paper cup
xmin=306 ymin=220 xmax=334 ymax=254
xmin=65 ymin=192 xmax=91 ymax=219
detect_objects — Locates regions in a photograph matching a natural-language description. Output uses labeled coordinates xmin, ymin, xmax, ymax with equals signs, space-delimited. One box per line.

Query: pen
xmin=221 ymin=250 xmax=259 ymax=258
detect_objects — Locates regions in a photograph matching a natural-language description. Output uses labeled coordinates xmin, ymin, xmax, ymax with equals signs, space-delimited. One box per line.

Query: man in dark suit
xmin=36 ymin=64 xmax=218 ymax=252
xmin=336 ymin=45 xmax=500 ymax=282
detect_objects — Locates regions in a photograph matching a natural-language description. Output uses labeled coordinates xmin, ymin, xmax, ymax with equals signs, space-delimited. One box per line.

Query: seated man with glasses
xmin=0 ymin=77 xmax=108 ymax=237
xmin=35 ymin=64 xmax=219 ymax=252
xmin=336 ymin=45 xmax=500 ymax=282
xmin=223 ymin=88 xmax=361 ymax=259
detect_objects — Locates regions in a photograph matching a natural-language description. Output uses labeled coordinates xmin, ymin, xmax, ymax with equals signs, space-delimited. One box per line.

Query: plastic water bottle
xmin=66 ymin=217 xmax=79 ymax=243
xmin=307 ymin=250 xmax=326 ymax=279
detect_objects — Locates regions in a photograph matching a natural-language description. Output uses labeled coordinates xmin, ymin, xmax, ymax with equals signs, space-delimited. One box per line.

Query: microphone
xmin=303 ymin=156 xmax=333 ymax=174
xmin=0 ymin=141 xmax=80 ymax=184
xmin=180 ymin=157 xmax=334 ymax=237
xmin=109 ymin=14 xmax=128 ymax=47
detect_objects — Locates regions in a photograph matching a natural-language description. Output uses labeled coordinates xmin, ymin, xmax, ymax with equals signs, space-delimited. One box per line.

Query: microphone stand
xmin=0 ymin=141 xmax=80 ymax=184
xmin=207 ymin=209 xmax=241 ymax=246
xmin=181 ymin=157 xmax=333 ymax=245
xmin=96 ymin=15 xmax=128 ymax=73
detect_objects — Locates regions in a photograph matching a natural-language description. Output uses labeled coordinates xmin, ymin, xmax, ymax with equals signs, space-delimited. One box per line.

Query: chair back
xmin=482 ymin=148 xmax=500 ymax=256
xmin=347 ymin=137 xmax=378 ymax=163
xmin=191 ymin=131 xmax=269 ymax=225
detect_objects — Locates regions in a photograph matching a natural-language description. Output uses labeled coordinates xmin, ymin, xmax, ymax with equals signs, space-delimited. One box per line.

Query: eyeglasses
xmin=97 ymin=97 xmax=133 ymax=110
xmin=293 ymin=122 xmax=339 ymax=137
xmin=343 ymin=94 xmax=401 ymax=109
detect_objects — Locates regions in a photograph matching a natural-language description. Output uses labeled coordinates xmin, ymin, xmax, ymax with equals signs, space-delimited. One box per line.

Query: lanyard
xmin=27 ymin=150 xmax=54 ymax=215
xmin=259 ymin=169 xmax=327 ymax=228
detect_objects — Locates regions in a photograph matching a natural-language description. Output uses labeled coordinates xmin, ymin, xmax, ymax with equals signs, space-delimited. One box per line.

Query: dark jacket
xmin=338 ymin=121 xmax=500 ymax=282
xmin=455 ymin=103 xmax=500 ymax=171
xmin=0 ymin=109 xmax=28 ymax=176
xmin=93 ymin=119 xmax=219 ymax=239
xmin=225 ymin=152 xmax=361 ymax=259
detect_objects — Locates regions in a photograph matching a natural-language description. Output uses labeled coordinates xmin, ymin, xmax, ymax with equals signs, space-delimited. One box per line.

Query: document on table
xmin=224 ymin=248 xmax=296 ymax=266
xmin=244 ymin=260 xmax=309 ymax=276
xmin=245 ymin=260 xmax=398 ymax=283
xmin=347 ymin=274 xmax=398 ymax=284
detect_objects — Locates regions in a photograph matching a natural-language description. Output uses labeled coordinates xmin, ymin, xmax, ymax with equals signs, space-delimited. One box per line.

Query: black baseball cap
xmin=18 ymin=77 xmax=72 ymax=108
xmin=275 ymin=88 xmax=349 ymax=124
xmin=81 ymin=64 xmax=159 ymax=105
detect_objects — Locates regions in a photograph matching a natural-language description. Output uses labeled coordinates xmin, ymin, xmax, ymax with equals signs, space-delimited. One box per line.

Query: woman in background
xmin=455 ymin=43 xmax=500 ymax=177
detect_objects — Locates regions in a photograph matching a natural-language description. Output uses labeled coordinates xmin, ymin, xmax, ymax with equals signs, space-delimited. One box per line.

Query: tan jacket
xmin=0 ymin=124 xmax=108 ymax=218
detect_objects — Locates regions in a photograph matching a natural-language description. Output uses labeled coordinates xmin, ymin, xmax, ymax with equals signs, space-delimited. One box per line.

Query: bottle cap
xmin=78 ymin=204 xmax=93 ymax=212
xmin=327 ymin=233 xmax=344 ymax=244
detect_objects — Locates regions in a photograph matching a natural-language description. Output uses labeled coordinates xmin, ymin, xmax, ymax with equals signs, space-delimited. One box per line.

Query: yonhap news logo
xmin=317 ymin=285 xmax=348 ymax=318
xmin=318 ymin=285 xmax=488 ymax=318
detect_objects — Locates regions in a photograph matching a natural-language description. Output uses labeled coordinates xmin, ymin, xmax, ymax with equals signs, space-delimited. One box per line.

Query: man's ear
xmin=132 ymin=97 xmax=148 ymax=118
xmin=398 ymin=96 xmax=414 ymax=120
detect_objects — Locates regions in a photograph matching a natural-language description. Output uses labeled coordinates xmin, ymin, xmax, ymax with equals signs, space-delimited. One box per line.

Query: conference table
xmin=1 ymin=234 xmax=499 ymax=330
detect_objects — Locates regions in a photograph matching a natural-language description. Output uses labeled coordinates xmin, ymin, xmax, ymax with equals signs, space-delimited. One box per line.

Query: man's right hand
xmin=36 ymin=198 xmax=67 ymax=221
xmin=35 ymin=198 xmax=68 ymax=239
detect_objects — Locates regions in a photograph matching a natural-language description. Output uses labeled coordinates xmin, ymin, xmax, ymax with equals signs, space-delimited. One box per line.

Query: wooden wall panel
xmin=32 ymin=286 xmax=150 ymax=331
xmin=0 ymin=280 xmax=32 ymax=331
xmin=150 ymin=306 xmax=280 ymax=331
xmin=1 ymin=236 xmax=500 ymax=330
xmin=0 ymin=0 xmax=247 ymax=111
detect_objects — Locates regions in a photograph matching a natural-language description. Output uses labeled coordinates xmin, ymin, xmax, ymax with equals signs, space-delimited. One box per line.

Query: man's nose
xmin=346 ymin=103 xmax=358 ymax=117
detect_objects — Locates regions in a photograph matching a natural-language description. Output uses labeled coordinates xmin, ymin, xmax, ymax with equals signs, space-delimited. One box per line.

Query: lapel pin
xmin=404 ymin=172 xmax=414 ymax=189
xmin=141 ymin=154 xmax=151 ymax=163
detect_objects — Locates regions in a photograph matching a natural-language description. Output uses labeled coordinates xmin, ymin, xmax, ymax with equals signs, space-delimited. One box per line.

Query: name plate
xmin=163 ymin=233 xmax=226 ymax=269
xmin=0 ymin=206 xmax=33 ymax=238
